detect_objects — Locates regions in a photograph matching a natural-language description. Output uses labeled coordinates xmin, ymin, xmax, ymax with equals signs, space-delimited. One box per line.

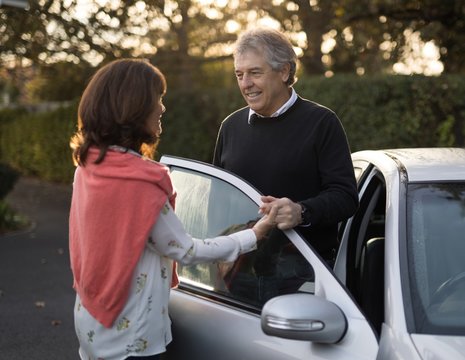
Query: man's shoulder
xmin=224 ymin=106 xmax=248 ymax=120
xmin=221 ymin=106 xmax=249 ymax=128
xmin=296 ymin=96 xmax=336 ymax=116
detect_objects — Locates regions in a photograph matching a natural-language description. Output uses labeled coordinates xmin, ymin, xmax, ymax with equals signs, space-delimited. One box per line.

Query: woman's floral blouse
xmin=74 ymin=201 xmax=257 ymax=360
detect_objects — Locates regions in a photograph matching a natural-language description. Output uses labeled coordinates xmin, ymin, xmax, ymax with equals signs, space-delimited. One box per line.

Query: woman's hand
xmin=252 ymin=204 xmax=278 ymax=240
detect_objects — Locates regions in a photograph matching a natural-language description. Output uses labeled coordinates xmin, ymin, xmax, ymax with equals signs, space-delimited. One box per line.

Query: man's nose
xmin=240 ymin=73 xmax=254 ymax=87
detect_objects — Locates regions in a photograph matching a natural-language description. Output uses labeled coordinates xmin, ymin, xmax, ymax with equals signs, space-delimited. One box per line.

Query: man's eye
xmin=251 ymin=71 xmax=263 ymax=78
xmin=235 ymin=73 xmax=243 ymax=79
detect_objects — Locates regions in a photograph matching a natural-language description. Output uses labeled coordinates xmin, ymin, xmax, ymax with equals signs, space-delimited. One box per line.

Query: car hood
xmin=411 ymin=334 xmax=465 ymax=359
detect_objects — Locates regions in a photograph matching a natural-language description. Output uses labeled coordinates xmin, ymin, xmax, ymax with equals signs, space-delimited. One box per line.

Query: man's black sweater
xmin=213 ymin=96 xmax=358 ymax=259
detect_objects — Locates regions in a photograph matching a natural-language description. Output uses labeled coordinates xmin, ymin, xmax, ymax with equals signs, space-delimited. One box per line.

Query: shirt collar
xmin=248 ymin=88 xmax=297 ymax=124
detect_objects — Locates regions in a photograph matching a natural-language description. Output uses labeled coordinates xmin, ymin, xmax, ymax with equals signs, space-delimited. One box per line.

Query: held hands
xmin=259 ymin=196 xmax=302 ymax=230
xmin=252 ymin=204 xmax=279 ymax=240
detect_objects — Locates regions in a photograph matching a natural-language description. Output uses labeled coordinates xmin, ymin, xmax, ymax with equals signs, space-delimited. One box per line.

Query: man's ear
xmin=280 ymin=63 xmax=291 ymax=83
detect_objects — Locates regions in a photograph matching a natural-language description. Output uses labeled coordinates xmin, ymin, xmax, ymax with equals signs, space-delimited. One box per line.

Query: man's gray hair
xmin=234 ymin=27 xmax=298 ymax=86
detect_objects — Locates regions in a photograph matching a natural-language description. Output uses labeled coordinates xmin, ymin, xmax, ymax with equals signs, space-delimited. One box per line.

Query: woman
xmin=69 ymin=59 xmax=277 ymax=360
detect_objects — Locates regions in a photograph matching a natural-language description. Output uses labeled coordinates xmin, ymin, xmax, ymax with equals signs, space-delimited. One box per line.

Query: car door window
xmin=168 ymin=163 xmax=315 ymax=308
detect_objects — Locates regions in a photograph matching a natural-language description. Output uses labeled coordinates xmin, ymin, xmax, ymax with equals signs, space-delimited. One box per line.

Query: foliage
xmin=0 ymin=200 xmax=28 ymax=235
xmin=0 ymin=74 xmax=464 ymax=185
xmin=0 ymin=103 xmax=77 ymax=183
xmin=25 ymin=62 xmax=94 ymax=102
xmin=158 ymin=84 xmax=244 ymax=162
xmin=0 ymin=70 xmax=21 ymax=104
xmin=373 ymin=0 xmax=465 ymax=74
xmin=2 ymin=0 xmax=465 ymax=91
xmin=295 ymin=74 xmax=465 ymax=150
xmin=0 ymin=163 xmax=19 ymax=200
xmin=0 ymin=162 xmax=25 ymax=235
xmin=0 ymin=105 xmax=27 ymax=123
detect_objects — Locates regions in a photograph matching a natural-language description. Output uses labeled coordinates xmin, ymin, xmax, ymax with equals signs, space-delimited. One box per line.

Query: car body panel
xmin=411 ymin=334 xmax=465 ymax=359
xmin=169 ymin=290 xmax=377 ymax=360
xmin=359 ymin=148 xmax=465 ymax=182
xmin=377 ymin=325 xmax=422 ymax=360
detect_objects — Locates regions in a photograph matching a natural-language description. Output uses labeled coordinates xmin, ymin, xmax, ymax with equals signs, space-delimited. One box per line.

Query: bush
xmin=0 ymin=102 xmax=77 ymax=183
xmin=0 ymin=74 xmax=464 ymax=184
xmin=295 ymin=74 xmax=465 ymax=151
xmin=0 ymin=163 xmax=26 ymax=234
xmin=0 ymin=163 xmax=19 ymax=200
xmin=0 ymin=200 xmax=28 ymax=234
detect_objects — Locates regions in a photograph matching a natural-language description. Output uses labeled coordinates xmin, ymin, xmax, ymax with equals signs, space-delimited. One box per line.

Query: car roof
xmin=352 ymin=147 xmax=465 ymax=182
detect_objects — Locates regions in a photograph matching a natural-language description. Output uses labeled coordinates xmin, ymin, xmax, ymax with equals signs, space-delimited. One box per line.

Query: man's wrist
xmin=298 ymin=202 xmax=312 ymax=227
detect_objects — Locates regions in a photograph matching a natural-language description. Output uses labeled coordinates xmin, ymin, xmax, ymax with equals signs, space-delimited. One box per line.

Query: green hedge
xmin=0 ymin=103 xmax=77 ymax=183
xmin=0 ymin=163 xmax=19 ymax=200
xmin=0 ymin=74 xmax=464 ymax=185
xmin=296 ymin=74 xmax=464 ymax=151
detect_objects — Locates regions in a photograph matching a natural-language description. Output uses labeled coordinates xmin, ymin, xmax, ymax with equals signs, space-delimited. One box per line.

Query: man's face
xmin=234 ymin=50 xmax=291 ymax=117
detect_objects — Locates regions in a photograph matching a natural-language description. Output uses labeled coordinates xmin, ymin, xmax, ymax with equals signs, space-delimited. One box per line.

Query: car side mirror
xmin=261 ymin=293 xmax=347 ymax=343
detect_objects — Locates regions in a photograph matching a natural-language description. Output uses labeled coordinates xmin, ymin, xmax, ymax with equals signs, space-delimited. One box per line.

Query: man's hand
xmin=259 ymin=196 xmax=302 ymax=230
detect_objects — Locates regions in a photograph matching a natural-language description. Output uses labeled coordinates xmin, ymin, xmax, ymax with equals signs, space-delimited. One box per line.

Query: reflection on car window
xmin=169 ymin=166 xmax=315 ymax=307
xmin=407 ymin=182 xmax=465 ymax=336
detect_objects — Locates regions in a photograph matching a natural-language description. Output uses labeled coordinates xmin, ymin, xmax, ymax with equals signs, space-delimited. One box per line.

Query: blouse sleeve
xmin=147 ymin=201 xmax=257 ymax=265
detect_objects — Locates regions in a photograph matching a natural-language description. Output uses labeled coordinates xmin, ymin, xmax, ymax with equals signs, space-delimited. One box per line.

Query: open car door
xmin=161 ymin=155 xmax=377 ymax=360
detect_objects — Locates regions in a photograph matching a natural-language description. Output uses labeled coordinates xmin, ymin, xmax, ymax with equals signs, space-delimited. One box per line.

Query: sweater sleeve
xmin=147 ymin=202 xmax=257 ymax=264
xmin=302 ymin=112 xmax=359 ymax=225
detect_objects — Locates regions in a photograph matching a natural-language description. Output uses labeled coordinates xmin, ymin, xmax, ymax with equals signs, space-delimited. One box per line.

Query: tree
xmin=244 ymin=0 xmax=337 ymax=74
xmin=0 ymin=0 xmax=251 ymax=93
xmin=25 ymin=61 xmax=93 ymax=101
xmin=378 ymin=0 xmax=465 ymax=74
xmin=340 ymin=0 xmax=465 ymax=74
xmin=2 ymin=0 xmax=465 ymax=101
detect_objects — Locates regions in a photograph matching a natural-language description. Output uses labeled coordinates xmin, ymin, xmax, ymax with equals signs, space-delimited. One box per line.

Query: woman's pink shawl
xmin=69 ymin=148 xmax=177 ymax=328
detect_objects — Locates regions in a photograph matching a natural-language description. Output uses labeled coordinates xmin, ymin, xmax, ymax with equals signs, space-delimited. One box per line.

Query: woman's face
xmin=147 ymin=97 xmax=166 ymax=136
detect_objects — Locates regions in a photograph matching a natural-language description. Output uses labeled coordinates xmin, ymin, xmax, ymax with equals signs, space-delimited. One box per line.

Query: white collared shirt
xmin=248 ymin=88 xmax=297 ymax=124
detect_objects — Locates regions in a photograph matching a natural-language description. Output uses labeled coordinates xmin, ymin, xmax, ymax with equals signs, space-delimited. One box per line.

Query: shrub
xmin=0 ymin=200 xmax=28 ymax=234
xmin=0 ymin=74 xmax=464 ymax=184
xmin=0 ymin=163 xmax=19 ymax=200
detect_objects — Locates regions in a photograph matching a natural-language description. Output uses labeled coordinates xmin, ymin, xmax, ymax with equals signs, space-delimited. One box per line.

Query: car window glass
xmin=407 ymin=182 xmax=465 ymax=335
xmin=169 ymin=166 xmax=315 ymax=308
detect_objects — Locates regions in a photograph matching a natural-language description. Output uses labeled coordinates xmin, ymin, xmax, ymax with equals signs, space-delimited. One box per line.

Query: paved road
xmin=0 ymin=177 xmax=79 ymax=359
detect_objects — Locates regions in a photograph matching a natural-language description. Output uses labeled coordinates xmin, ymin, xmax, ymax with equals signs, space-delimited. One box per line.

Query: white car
xmin=160 ymin=148 xmax=465 ymax=360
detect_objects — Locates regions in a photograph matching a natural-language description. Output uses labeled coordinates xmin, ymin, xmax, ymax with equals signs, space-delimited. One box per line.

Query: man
xmin=213 ymin=28 xmax=358 ymax=262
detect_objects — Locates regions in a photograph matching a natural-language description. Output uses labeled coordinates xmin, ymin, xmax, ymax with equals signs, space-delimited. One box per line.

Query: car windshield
xmin=407 ymin=182 xmax=465 ymax=335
